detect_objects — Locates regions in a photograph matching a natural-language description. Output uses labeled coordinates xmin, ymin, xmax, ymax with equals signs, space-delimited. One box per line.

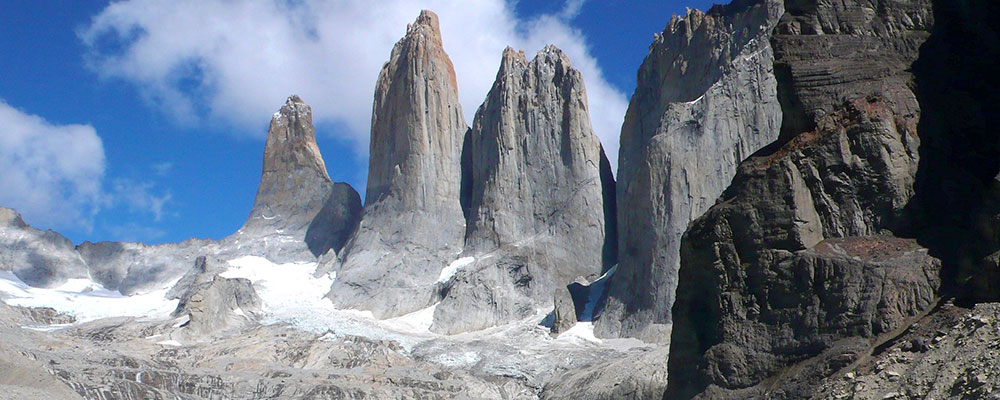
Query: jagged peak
xmin=270 ymin=94 xmax=311 ymax=128
xmin=532 ymin=45 xmax=572 ymax=69
xmin=262 ymin=95 xmax=328 ymax=180
xmin=405 ymin=10 xmax=442 ymax=41
xmin=0 ymin=207 xmax=27 ymax=228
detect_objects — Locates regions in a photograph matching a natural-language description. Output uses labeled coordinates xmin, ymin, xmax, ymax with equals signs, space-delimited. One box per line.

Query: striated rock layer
xmin=430 ymin=46 xmax=616 ymax=334
xmin=596 ymin=0 xmax=784 ymax=342
xmin=667 ymin=0 xmax=937 ymax=395
xmin=330 ymin=10 xmax=469 ymax=318
xmin=669 ymin=102 xmax=936 ymax=399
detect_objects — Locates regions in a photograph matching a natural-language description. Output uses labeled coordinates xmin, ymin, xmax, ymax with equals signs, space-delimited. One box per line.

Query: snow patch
xmin=383 ymin=303 xmax=437 ymax=333
xmin=556 ymin=322 xmax=601 ymax=343
xmin=437 ymin=257 xmax=475 ymax=283
xmin=221 ymin=256 xmax=436 ymax=351
xmin=157 ymin=340 xmax=182 ymax=347
xmin=0 ymin=271 xmax=177 ymax=323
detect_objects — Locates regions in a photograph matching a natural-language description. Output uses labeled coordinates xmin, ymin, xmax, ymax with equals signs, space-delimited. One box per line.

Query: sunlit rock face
xmin=229 ymin=95 xmax=362 ymax=263
xmin=429 ymin=46 xmax=616 ymax=334
xmin=329 ymin=10 xmax=470 ymax=319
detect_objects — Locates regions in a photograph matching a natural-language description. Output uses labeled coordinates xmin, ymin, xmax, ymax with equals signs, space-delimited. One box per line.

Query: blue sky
xmin=0 ymin=0 xmax=715 ymax=245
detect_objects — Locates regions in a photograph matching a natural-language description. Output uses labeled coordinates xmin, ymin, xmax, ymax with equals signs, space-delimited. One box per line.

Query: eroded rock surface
xmin=431 ymin=46 xmax=615 ymax=334
xmin=0 ymin=207 xmax=89 ymax=288
xmin=596 ymin=0 xmax=784 ymax=342
xmin=330 ymin=10 xmax=469 ymax=318
xmin=668 ymin=97 xmax=932 ymax=398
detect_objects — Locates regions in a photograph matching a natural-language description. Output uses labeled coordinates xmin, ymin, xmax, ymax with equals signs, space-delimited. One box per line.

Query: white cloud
xmin=80 ymin=0 xmax=626 ymax=169
xmin=0 ymin=101 xmax=172 ymax=233
xmin=0 ymin=101 xmax=106 ymax=230
xmin=109 ymin=179 xmax=172 ymax=222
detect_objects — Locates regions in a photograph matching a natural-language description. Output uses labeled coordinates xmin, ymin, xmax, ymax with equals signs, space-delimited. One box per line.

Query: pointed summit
xmin=430 ymin=45 xmax=616 ymax=334
xmin=233 ymin=95 xmax=361 ymax=262
xmin=329 ymin=10 xmax=468 ymax=318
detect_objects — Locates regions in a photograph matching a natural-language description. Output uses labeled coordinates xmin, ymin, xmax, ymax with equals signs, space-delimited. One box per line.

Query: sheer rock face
xmin=665 ymin=0 xmax=939 ymax=396
xmin=668 ymin=97 xmax=933 ymax=398
xmin=329 ymin=10 xmax=468 ymax=319
xmin=428 ymin=46 xmax=615 ymax=334
xmin=0 ymin=207 xmax=89 ymax=287
xmin=227 ymin=95 xmax=362 ymax=263
xmin=595 ymin=0 xmax=784 ymax=342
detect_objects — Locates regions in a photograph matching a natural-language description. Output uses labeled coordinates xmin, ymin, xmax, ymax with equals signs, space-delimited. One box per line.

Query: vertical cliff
xmin=329 ymin=10 xmax=469 ymax=318
xmin=666 ymin=0 xmax=938 ymax=398
xmin=430 ymin=46 xmax=615 ymax=334
xmin=595 ymin=0 xmax=784 ymax=342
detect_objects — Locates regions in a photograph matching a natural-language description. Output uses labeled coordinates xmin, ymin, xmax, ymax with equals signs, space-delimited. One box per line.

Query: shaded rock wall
xmin=666 ymin=0 xmax=938 ymax=391
xmin=596 ymin=0 xmax=784 ymax=342
xmin=668 ymin=94 xmax=933 ymax=399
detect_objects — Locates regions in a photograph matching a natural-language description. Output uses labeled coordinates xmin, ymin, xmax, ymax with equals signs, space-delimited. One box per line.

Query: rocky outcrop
xmin=329 ymin=10 xmax=468 ymax=318
xmin=430 ymin=46 xmax=615 ymax=334
xmin=0 ymin=207 xmax=90 ymax=287
xmin=668 ymin=91 xmax=932 ymax=399
xmin=596 ymin=0 xmax=784 ymax=341
xmin=226 ymin=95 xmax=362 ymax=262
xmin=76 ymin=239 xmax=209 ymax=295
xmin=168 ymin=256 xmax=261 ymax=335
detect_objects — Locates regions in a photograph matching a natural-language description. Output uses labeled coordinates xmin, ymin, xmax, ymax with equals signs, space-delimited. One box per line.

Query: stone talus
xmin=595 ymin=0 xmax=784 ymax=342
xmin=329 ymin=10 xmax=468 ymax=318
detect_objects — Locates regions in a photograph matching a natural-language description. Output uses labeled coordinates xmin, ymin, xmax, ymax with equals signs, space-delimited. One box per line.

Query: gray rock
xmin=169 ymin=256 xmax=261 ymax=335
xmin=431 ymin=46 xmax=615 ymax=334
xmin=75 ymin=96 xmax=362 ymax=295
xmin=812 ymin=303 xmax=1000 ymax=400
xmin=596 ymin=0 xmax=784 ymax=342
xmin=76 ymin=239 xmax=211 ymax=295
xmin=550 ymin=285 xmax=578 ymax=337
xmin=224 ymin=95 xmax=362 ymax=263
xmin=0 ymin=207 xmax=90 ymax=287
xmin=668 ymin=96 xmax=932 ymax=399
xmin=541 ymin=346 xmax=671 ymax=400
xmin=330 ymin=10 xmax=468 ymax=318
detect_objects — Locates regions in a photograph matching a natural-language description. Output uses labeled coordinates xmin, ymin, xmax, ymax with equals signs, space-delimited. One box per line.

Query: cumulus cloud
xmin=0 ymin=101 xmax=106 ymax=230
xmin=109 ymin=179 xmax=172 ymax=222
xmin=80 ymin=0 xmax=627 ymax=168
xmin=0 ymin=101 xmax=173 ymax=232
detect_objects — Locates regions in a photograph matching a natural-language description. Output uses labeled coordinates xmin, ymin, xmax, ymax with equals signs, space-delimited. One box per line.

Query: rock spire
xmin=329 ymin=10 xmax=468 ymax=318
